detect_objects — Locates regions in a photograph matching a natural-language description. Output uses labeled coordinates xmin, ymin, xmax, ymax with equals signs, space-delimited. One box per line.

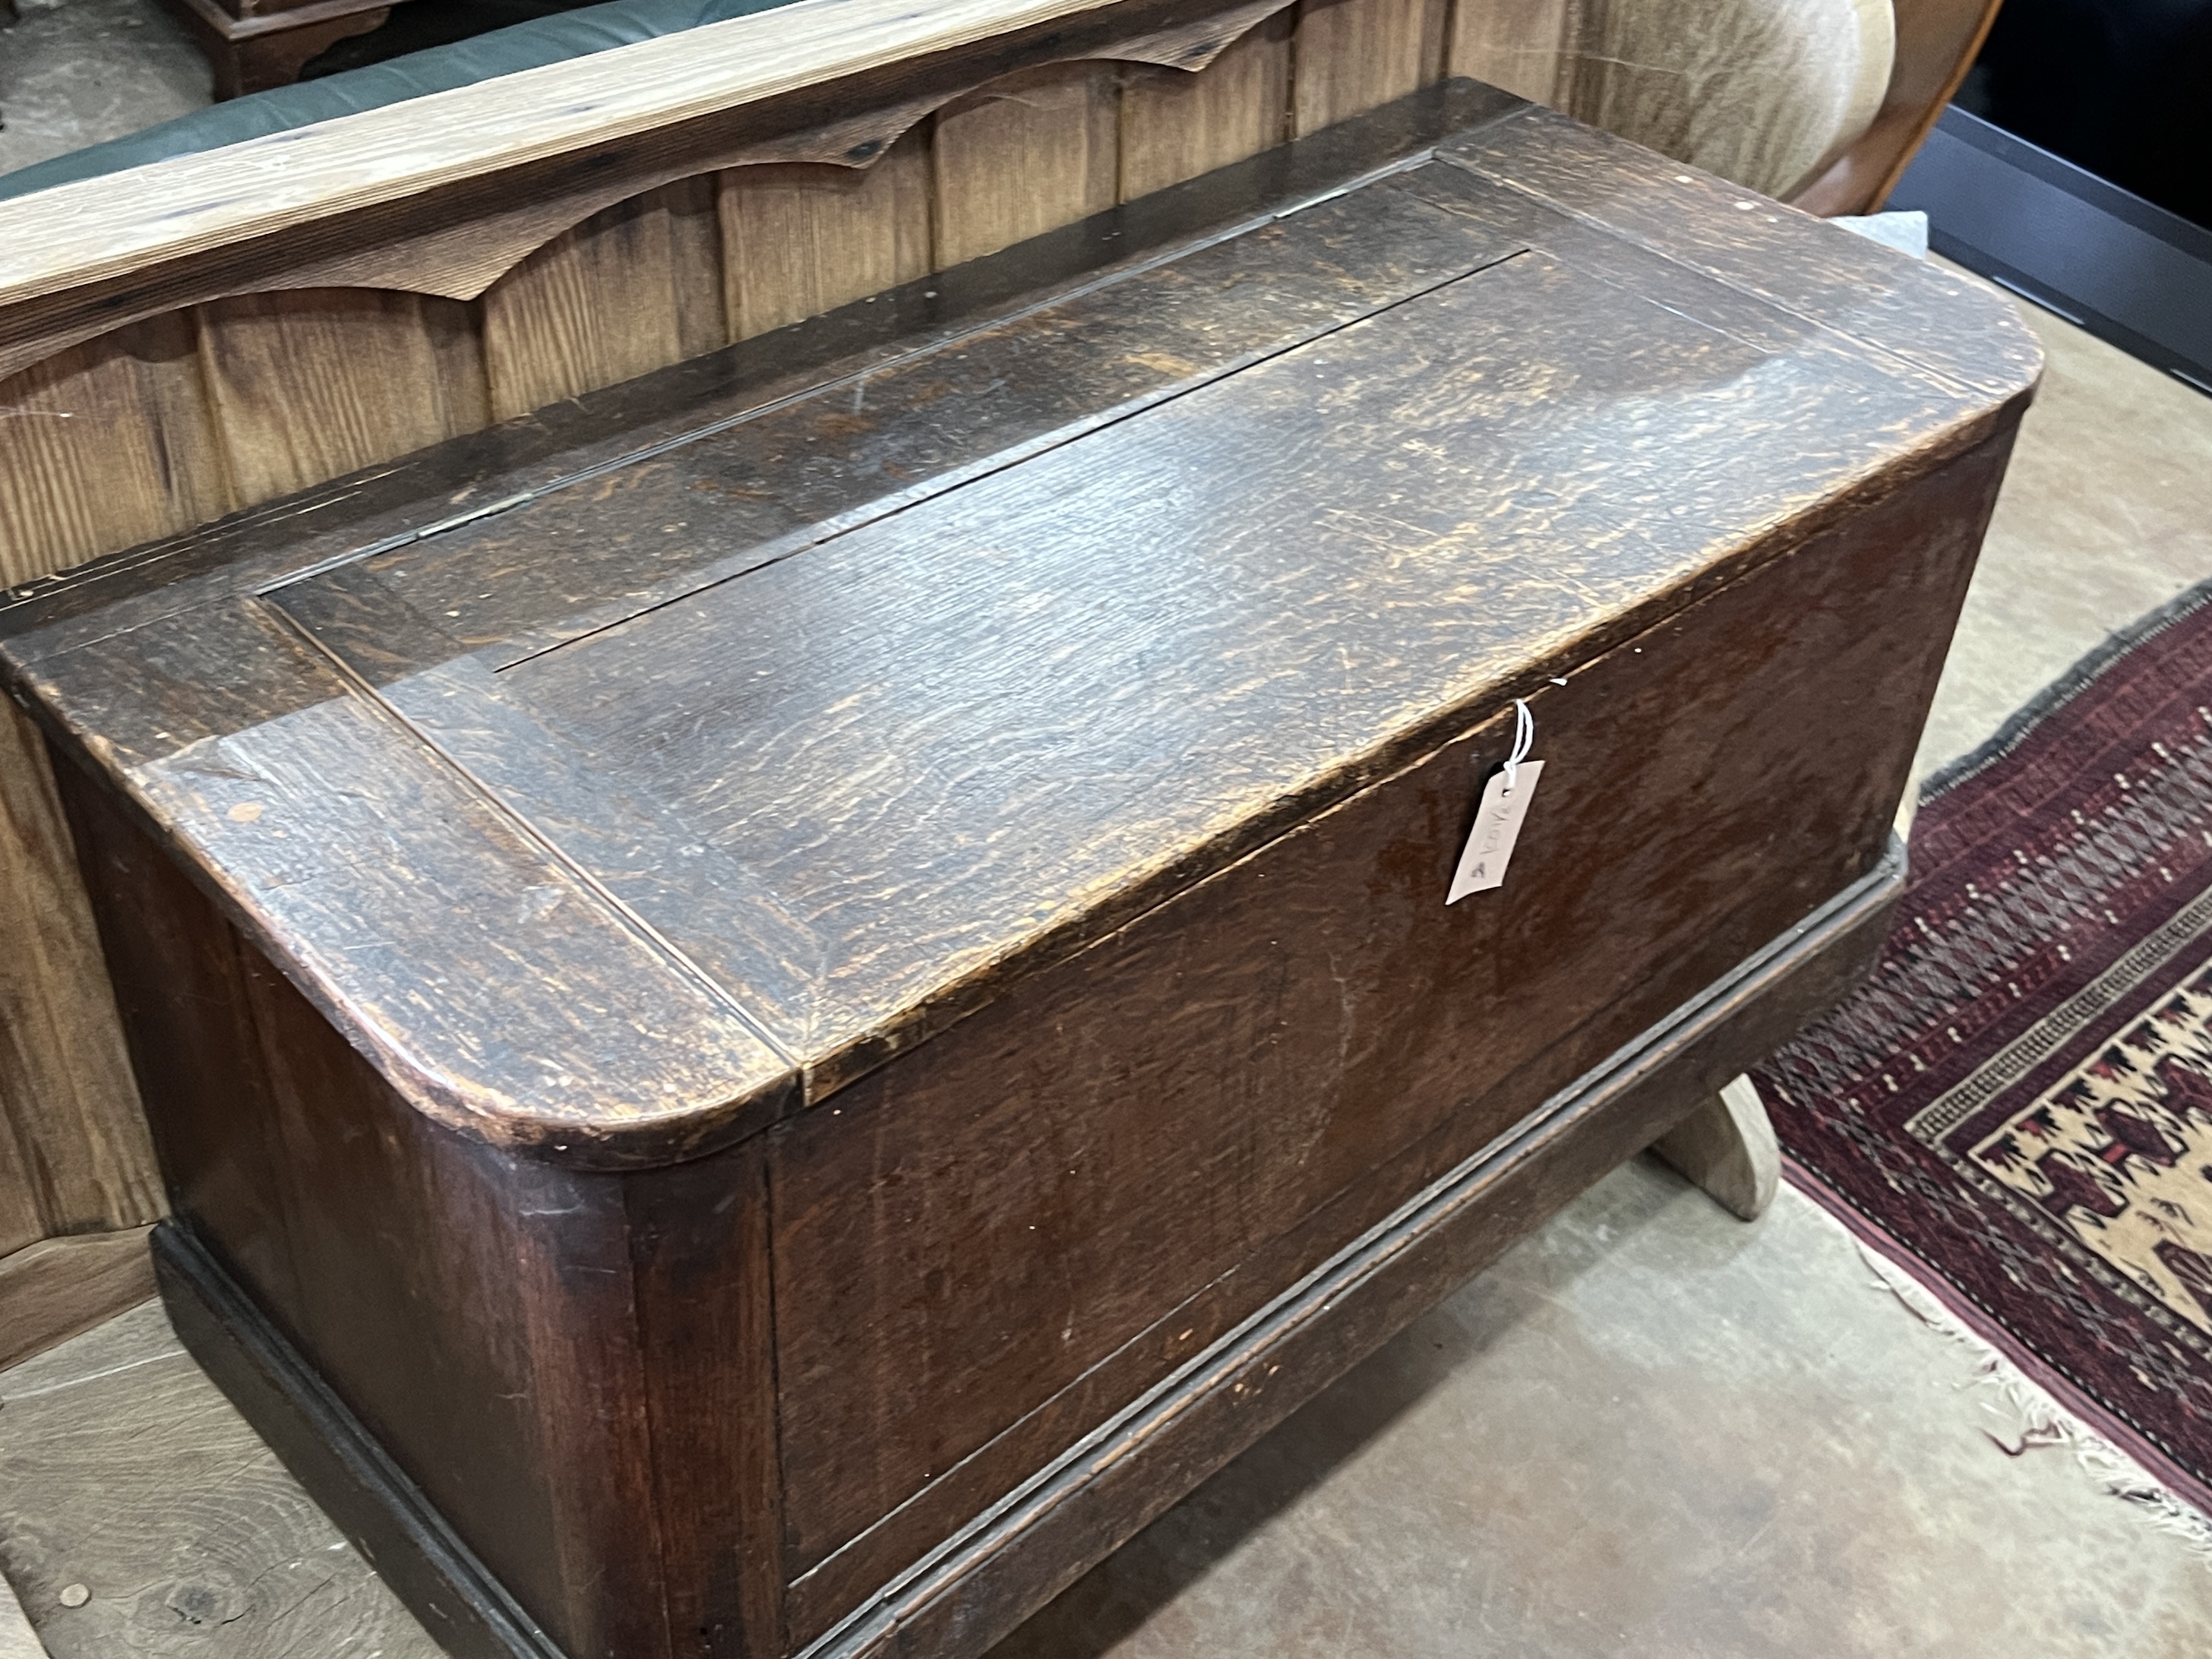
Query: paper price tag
xmin=1447 ymin=760 xmax=1542 ymax=903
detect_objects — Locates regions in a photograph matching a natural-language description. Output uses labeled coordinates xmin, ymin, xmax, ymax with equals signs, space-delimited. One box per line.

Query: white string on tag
xmin=1501 ymin=698 xmax=1533 ymax=797
xmin=1449 ymin=700 xmax=1544 ymax=904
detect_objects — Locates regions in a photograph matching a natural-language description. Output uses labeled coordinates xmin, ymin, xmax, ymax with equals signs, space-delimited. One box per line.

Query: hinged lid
xmin=1 ymin=107 xmax=2039 ymax=1164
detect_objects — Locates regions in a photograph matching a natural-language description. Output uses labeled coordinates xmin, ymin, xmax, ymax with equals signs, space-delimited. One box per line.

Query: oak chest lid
xmin=1 ymin=107 xmax=2039 ymax=1165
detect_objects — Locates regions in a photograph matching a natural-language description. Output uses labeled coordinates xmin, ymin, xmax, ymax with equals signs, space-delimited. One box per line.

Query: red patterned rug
xmin=1759 ymin=583 xmax=2212 ymax=1517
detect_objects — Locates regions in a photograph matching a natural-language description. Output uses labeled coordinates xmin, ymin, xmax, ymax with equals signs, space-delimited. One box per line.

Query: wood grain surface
xmin=0 ymin=0 xmax=1427 ymax=1348
xmin=3 ymin=110 xmax=2039 ymax=1166
xmin=721 ymin=140 xmax=933 ymax=343
xmin=0 ymin=1226 xmax=155 ymax=1373
xmin=0 ymin=315 xmax=232 ymax=583
xmin=931 ymin=62 xmax=1124 ymax=269
xmin=483 ymin=175 xmax=729 ymax=419
xmin=1291 ymin=0 xmax=1446 ymax=136
xmin=770 ymin=432 xmax=2013 ymax=1626
xmin=0 ymin=1300 xmax=440 ymax=1659
xmin=0 ymin=0 xmax=1136 ymax=310
xmin=807 ymin=845 xmax=1908 ymax=1659
xmin=0 ymin=699 xmax=158 ymax=1249
xmin=347 ymin=218 xmax=2014 ymax=1099
xmin=58 ymin=784 xmax=679 ymax=1655
xmin=1119 ymin=8 xmax=1291 ymax=198
xmin=0 ymin=104 xmax=2040 ymax=1659
xmin=196 ymin=289 xmax=489 ymax=503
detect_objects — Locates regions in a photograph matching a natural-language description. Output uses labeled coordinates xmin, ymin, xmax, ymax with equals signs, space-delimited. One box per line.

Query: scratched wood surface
xmin=0 ymin=0 xmax=1429 ymax=1288
xmin=0 ymin=1300 xmax=441 ymax=1659
xmin=2 ymin=106 xmax=2040 ymax=1164
xmin=772 ymin=434 xmax=2010 ymax=1638
xmin=0 ymin=96 xmax=2039 ymax=1659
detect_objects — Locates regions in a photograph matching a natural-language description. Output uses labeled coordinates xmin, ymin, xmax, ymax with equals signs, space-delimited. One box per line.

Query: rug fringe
xmin=1838 ymin=1222 xmax=2212 ymax=1563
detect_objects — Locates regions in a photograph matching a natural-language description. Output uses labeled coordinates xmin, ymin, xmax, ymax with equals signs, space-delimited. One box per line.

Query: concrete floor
xmin=0 ymin=0 xmax=209 ymax=179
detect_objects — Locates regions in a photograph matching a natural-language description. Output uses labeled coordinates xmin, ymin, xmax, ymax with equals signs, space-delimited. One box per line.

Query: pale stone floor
xmin=0 ymin=0 xmax=207 ymax=178
xmin=5 ymin=11 xmax=2212 ymax=1642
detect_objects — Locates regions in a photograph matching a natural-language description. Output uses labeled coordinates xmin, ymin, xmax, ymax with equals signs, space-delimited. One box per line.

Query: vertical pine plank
xmin=0 ymin=315 xmax=234 ymax=586
xmin=1448 ymin=0 xmax=1582 ymax=105
xmin=0 ymin=699 xmax=163 ymax=1242
xmin=195 ymin=288 xmax=491 ymax=505
xmin=1120 ymin=10 xmax=1294 ymax=200
xmin=482 ymin=174 xmax=728 ymax=421
xmin=931 ymin=62 xmax=1123 ymax=270
xmin=1291 ymin=0 xmax=1450 ymax=136
xmin=719 ymin=130 xmax=933 ymax=341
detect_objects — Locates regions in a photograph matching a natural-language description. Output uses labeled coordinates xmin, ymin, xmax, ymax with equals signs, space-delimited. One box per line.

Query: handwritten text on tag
xmin=1447 ymin=760 xmax=1542 ymax=903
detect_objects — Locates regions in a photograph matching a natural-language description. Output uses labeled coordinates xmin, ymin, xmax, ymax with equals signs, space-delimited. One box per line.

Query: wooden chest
xmin=0 ymin=95 xmax=2036 ymax=1659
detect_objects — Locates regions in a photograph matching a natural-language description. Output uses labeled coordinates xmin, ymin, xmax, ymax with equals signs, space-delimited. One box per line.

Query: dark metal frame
xmin=1891 ymin=105 xmax=2212 ymax=396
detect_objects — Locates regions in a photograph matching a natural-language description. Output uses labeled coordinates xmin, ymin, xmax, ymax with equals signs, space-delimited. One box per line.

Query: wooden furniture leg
xmin=1654 ymin=1074 xmax=1781 ymax=1221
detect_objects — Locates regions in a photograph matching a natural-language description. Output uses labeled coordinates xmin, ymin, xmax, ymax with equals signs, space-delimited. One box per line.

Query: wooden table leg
xmin=1654 ymin=1074 xmax=1781 ymax=1221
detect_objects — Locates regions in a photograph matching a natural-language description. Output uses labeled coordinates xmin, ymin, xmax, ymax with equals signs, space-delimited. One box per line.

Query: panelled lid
xmin=1 ymin=105 xmax=2040 ymax=1165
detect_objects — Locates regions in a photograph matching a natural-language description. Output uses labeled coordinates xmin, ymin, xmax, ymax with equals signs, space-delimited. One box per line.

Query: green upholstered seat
xmin=0 ymin=0 xmax=802 ymax=203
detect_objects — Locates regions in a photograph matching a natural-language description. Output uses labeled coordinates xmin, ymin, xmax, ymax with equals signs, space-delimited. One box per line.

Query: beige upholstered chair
xmin=1461 ymin=0 xmax=2002 ymax=212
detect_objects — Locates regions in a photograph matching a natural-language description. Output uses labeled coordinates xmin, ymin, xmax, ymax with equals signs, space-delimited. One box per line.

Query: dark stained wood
xmin=814 ymin=833 xmax=1910 ymax=1659
xmin=0 ymin=102 xmax=2040 ymax=1659
xmin=268 ymin=219 xmax=2016 ymax=1120
xmin=622 ymin=1142 xmax=787 ymax=1659
xmin=65 ymin=763 xmax=690 ymax=1657
xmin=771 ymin=428 xmax=2015 ymax=1632
xmin=0 ymin=81 xmax=1525 ymax=670
xmin=1433 ymin=105 xmax=2044 ymax=399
